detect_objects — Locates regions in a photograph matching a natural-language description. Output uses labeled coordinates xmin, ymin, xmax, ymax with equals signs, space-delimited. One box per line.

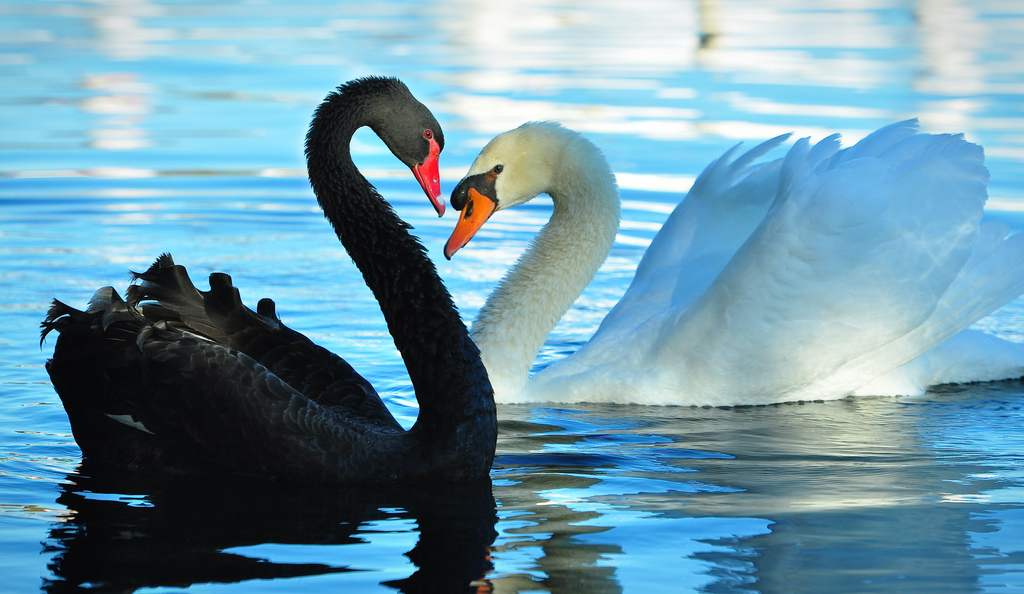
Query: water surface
xmin=2 ymin=0 xmax=1024 ymax=592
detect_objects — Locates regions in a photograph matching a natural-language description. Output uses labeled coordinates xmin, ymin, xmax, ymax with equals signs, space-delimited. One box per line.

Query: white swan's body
xmin=446 ymin=121 xmax=1024 ymax=405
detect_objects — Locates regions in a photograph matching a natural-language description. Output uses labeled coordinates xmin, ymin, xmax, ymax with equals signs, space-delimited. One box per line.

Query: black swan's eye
xmin=423 ymin=129 xmax=433 ymax=140
xmin=493 ymin=164 xmax=503 ymax=174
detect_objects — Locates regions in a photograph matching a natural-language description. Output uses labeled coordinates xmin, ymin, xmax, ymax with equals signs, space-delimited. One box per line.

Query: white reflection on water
xmin=2 ymin=0 xmax=1024 ymax=592
xmin=435 ymin=0 xmax=1024 ymax=158
xmin=80 ymin=74 xmax=153 ymax=151
xmin=485 ymin=390 xmax=1024 ymax=592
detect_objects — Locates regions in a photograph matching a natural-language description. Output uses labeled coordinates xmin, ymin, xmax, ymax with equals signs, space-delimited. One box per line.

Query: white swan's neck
xmin=470 ymin=129 xmax=620 ymax=399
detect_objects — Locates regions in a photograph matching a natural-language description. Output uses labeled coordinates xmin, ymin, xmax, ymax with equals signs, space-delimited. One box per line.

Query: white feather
xmin=106 ymin=413 xmax=154 ymax=434
xmin=461 ymin=120 xmax=1024 ymax=405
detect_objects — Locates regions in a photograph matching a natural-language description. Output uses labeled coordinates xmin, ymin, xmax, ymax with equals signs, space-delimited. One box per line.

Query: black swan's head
xmin=307 ymin=77 xmax=447 ymax=215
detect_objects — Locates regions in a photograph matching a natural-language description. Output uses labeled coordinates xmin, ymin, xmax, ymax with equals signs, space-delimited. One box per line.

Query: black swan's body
xmin=41 ymin=77 xmax=496 ymax=483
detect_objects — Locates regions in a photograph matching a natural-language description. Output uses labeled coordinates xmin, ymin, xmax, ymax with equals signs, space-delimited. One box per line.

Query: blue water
xmin=3 ymin=0 xmax=1024 ymax=591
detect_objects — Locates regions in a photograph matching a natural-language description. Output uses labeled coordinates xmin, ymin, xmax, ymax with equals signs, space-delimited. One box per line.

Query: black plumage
xmin=41 ymin=77 xmax=496 ymax=483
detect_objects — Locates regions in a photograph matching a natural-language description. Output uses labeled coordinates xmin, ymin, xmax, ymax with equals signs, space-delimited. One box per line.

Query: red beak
xmin=412 ymin=137 xmax=444 ymax=216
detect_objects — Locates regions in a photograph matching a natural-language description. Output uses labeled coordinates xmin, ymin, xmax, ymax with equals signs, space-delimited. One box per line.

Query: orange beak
xmin=444 ymin=187 xmax=497 ymax=260
xmin=411 ymin=136 xmax=444 ymax=216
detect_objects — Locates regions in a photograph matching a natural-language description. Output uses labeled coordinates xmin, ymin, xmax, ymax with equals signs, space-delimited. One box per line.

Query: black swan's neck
xmin=304 ymin=83 xmax=492 ymax=439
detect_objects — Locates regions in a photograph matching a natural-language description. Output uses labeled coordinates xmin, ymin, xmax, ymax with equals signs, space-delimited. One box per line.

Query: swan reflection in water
xmin=38 ymin=384 xmax=1023 ymax=592
xmin=483 ymin=390 xmax=1019 ymax=593
xmin=42 ymin=463 xmax=497 ymax=592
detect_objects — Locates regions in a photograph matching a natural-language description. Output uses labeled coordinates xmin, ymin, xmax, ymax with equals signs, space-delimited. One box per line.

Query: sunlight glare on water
xmin=2 ymin=0 xmax=1024 ymax=592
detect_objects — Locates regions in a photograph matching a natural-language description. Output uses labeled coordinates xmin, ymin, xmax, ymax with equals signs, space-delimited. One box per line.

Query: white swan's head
xmin=445 ymin=122 xmax=607 ymax=259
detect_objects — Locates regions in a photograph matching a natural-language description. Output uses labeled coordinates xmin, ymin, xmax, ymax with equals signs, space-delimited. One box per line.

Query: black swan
xmin=41 ymin=76 xmax=495 ymax=483
xmin=444 ymin=121 xmax=1024 ymax=405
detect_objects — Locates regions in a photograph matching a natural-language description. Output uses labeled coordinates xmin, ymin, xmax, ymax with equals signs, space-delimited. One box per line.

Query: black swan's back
xmin=41 ymin=77 xmax=495 ymax=483
xmin=44 ymin=255 xmax=401 ymax=480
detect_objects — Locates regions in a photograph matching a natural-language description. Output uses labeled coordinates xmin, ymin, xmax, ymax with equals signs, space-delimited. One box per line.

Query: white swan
xmin=444 ymin=120 xmax=1024 ymax=405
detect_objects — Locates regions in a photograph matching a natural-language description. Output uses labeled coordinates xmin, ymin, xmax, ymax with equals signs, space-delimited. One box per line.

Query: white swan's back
xmin=523 ymin=121 xmax=1024 ymax=405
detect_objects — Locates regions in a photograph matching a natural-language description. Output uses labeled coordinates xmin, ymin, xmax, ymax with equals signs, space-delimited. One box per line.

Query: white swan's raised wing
xmin=604 ymin=134 xmax=789 ymax=329
xmin=532 ymin=121 xmax=1024 ymax=404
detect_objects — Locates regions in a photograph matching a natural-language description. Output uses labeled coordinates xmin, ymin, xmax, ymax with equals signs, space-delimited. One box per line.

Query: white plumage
xmin=448 ymin=120 xmax=1024 ymax=405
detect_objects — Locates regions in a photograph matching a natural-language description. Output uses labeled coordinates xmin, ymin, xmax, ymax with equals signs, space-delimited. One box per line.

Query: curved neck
xmin=471 ymin=157 xmax=620 ymax=399
xmin=305 ymin=90 xmax=492 ymax=437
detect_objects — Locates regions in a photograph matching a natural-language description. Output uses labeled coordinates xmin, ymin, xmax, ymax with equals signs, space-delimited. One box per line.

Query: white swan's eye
xmin=493 ymin=164 xmax=503 ymax=174
xmin=423 ymin=129 xmax=433 ymax=140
